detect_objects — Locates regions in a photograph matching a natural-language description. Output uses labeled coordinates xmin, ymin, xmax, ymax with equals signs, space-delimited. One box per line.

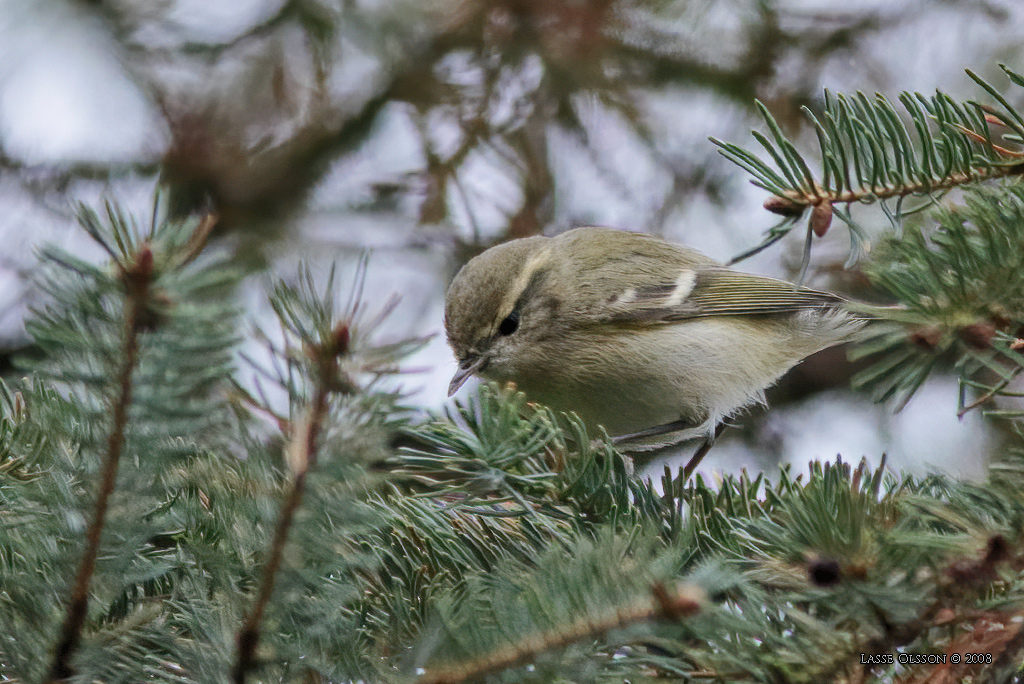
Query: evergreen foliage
xmin=6 ymin=69 xmax=1024 ymax=683
xmin=712 ymin=66 xmax=1024 ymax=271
xmin=851 ymin=185 xmax=1024 ymax=412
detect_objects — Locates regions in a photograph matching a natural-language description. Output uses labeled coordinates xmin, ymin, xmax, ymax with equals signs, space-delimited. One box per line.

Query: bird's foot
xmin=681 ymin=422 xmax=728 ymax=480
xmin=612 ymin=418 xmax=696 ymax=444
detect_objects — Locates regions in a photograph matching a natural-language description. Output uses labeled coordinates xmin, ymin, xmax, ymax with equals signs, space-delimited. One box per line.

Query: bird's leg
xmin=682 ymin=422 xmax=728 ymax=480
xmin=611 ymin=418 xmax=695 ymax=445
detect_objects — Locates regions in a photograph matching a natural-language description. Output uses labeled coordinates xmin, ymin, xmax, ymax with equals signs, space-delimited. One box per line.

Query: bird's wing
xmin=597 ymin=267 xmax=844 ymax=325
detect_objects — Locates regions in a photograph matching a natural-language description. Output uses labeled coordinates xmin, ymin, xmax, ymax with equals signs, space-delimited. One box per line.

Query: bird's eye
xmin=498 ymin=310 xmax=520 ymax=336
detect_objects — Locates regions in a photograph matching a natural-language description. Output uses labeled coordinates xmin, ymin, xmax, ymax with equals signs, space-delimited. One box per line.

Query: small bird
xmin=444 ymin=227 xmax=862 ymax=473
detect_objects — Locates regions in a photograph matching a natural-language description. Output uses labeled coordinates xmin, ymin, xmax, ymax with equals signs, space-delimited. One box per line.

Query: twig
xmin=416 ymin=583 xmax=703 ymax=684
xmin=233 ymin=385 xmax=329 ymax=683
xmin=765 ymin=162 xmax=1024 ymax=214
xmin=957 ymin=365 xmax=1024 ymax=417
xmin=46 ymin=246 xmax=153 ymax=681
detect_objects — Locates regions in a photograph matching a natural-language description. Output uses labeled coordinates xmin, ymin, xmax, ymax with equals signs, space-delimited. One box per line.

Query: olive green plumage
xmin=445 ymin=227 xmax=861 ymax=448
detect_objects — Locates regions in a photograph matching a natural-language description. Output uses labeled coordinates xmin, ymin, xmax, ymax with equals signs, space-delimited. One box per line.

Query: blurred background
xmin=2 ymin=0 xmax=1019 ymax=480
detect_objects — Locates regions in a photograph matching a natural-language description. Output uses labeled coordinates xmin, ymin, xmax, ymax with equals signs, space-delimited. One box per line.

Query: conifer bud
xmin=763 ymin=194 xmax=805 ymax=216
xmin=331 ymin=322 xmax=351 ymax=356
xmin=810 ymin=201 xmax=833 ymax=237
xmin=958 ymin=321 xmax=996 ymax=350
xmin=134 ymin=243 xmax=154 ymax=275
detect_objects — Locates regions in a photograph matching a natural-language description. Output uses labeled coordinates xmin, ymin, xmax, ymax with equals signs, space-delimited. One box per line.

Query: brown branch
xmin=416 ymin=582 xmax=704 ymax=684
xmin=235 ymin=321 xmax=351 ymax=680
xmin=46 ymin=245 xmax=153 ymax=682
xmin=896 ymin=610 xmax=1024 ymax=684
xmin=849 ymin=535 xmax=1018 ymax=684
xmin=233 ymin=385 xmax=329 ymax=684
xmin=765 ymin=162 xmax=1024 ymax=214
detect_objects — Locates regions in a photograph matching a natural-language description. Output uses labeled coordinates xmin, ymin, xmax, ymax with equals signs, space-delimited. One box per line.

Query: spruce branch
xmin=43 ymin=196 xmax=223 ymax=681
xmin=233 ymin=264 xmax=428 ymax=682
xmin=1 ymin=192 xmax=237 ymax=682
xmin=233 ymin=383 xmax=329 ymax=683
xmin=389 ymin=395 xmax=1024 ymax=682
xmin=713 ymin=65 xmax=1024 ymax=264
xmin=389 ymin=383 xmax=644 ymax=525
xmin=46 ymin=243 xmax=150 ymax=682
xmin=850 ymin=185 xmax=1024 ymax=412
xmin=355 ymin=491 xmax=581 ymax=653
xmin=416 ymin=581 xmax=705 ymax=684
xmin=233 ymin=321 xmax=343 ymax=683
xmin=405 ymin=530 xmax=726 ymax=682
xmin=388 ymin=384 xmax=564 ymax=504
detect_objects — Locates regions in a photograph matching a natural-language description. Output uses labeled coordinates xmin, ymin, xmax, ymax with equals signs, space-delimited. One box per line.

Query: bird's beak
xmin=448 ymin=354 xmax=488 ymax=396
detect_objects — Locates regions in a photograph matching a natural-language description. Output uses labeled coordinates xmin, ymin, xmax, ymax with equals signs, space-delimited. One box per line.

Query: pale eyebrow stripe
xmin=664 ymin=270 xmax=696 ymax=307
xmin=495 ymin=245 xmax=553 ymax=328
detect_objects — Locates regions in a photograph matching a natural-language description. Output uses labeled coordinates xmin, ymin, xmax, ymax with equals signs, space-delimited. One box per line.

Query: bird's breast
xmin=499 ymin=314 xmax=850 ymax=437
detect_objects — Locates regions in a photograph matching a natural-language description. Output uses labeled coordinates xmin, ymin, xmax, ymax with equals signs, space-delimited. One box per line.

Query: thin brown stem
xmin=958 ymin=365 xmax=1024 ymax=417
xmin=233 ymin=387 xmax=329 ymax=684
xmin=47 ymin=250 xmax=151 ymax=681
xmin=766 ymin=162 xmax=1024 ymax=214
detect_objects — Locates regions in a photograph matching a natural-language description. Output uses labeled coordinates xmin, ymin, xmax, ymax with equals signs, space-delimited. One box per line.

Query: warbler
xmin=444 ymin=227 xmax=862 ymax=466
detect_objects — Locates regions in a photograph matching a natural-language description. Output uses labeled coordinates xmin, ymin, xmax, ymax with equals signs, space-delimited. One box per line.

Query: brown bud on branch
xmin=810 ymin=201 xmax=833 ymax=237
